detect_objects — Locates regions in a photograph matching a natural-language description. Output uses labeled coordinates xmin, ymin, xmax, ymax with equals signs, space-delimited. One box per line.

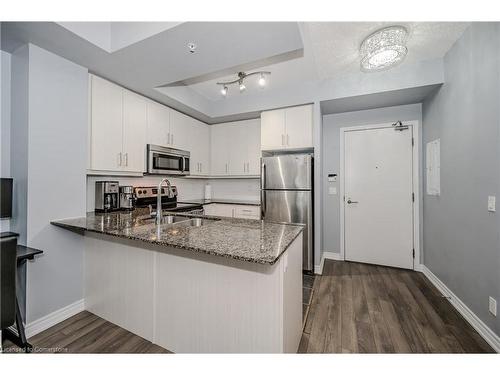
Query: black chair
xmin=1 ymin=236 xmax=18 ymax=352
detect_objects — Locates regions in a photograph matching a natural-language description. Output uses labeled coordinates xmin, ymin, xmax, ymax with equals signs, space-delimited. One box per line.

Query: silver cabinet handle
xmin=167 ymin=132 xmax=170 ymax=145
xmin=124 ymin=153 xmax=128 ymax=166
xmin=287 ymin=134 xmax=290 ymax=146
xmin=118 ymin=152 xmax=122 ymax=166
xmin=200 ymin=163 xmax=202 ymax=173
xmin=347 ymin=199 xmax=359 ymax=204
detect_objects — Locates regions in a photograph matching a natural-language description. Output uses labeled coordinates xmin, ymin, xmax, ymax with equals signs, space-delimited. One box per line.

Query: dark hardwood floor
xmin=3 ymin=311 xmax=170 ymax=354
xmin=298 ymin=260 xmax=495 ymax=353
xmin=3 ymin=260 xmax=494 ymax=354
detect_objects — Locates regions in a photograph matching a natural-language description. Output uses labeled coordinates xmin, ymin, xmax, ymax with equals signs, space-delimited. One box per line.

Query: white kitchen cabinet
xmin=228 ymin=124 xmax=248 ymax=175
xmin=122 ymin=90 xmax=147 ymax=173
xmin=261 ymin=109 xmax=285 ymax=151
xmin=233 ymin=205 xmax=261 ymax=220
xmin=189 ymin=118 xmax=210 ymax=176
xmin=246 ymin=120 xmax=261 ymax=175
xmin=285 ymin=104 xmax=313 ymax=149
xmin=210 ymin=124 xmax=231 ymax=175
xmin=90 ymin=75 xmax=148 ymax=173
xmin=211 ymin=119 xmax=261 ymax=176
xmin=90 ymin=75 xmax=124 ymax=171
xmin=203 ymin=204 xmax=260 ymax=220
xmin=169 ymin=109 xmax=191 ymax=151
xmin=146 ymin=100 xmax=170 ymax=147
xmin=260 ymin=104 xmax=313 ymax=151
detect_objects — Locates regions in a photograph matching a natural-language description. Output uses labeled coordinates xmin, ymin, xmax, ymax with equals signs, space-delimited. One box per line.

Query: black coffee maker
xmin=95 ymin=181 xmax=120 ymax=212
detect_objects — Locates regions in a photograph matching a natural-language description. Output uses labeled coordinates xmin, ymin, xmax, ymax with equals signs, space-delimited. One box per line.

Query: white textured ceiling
xmin=187 ymin=22 xmax=468 ymax=101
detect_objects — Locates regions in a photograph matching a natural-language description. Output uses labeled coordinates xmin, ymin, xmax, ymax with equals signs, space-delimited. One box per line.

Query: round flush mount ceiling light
xmin=360 ymin=26 xmax=408 ymax=72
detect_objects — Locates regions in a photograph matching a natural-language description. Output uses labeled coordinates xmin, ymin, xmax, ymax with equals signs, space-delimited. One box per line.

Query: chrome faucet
xmin=156 ymin=178 xmax=172 ymax=225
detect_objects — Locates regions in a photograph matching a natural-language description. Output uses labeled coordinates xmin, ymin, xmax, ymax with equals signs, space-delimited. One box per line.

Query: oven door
xmin=148 ymin=151 xmax=184 ymax=175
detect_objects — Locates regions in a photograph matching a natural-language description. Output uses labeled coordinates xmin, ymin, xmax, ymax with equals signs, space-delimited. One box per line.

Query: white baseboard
xmin=25 ymin=299 xmax=85 ymax=338
xmin=421 ymin=266 xmax=500 ymax=353
xmin=314 ymin=251 xmax=343 ymax=275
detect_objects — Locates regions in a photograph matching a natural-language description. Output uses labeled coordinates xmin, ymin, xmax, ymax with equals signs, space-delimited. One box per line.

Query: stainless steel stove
xmin=133 ymin=186 xmax=203 ymax=214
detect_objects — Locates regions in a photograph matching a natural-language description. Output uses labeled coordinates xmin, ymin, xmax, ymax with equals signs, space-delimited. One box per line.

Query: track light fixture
xmin=217 ymin=71 xmax=270 ymax=96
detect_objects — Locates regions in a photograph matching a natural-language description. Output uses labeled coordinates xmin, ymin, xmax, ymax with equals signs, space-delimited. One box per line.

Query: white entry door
xmin=343 ymin=125 xmax=414 ymax=269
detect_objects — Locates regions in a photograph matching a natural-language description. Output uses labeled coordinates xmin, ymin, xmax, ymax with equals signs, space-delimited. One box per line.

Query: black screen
xmin=0 ymin=178 xmax=13 ymax=218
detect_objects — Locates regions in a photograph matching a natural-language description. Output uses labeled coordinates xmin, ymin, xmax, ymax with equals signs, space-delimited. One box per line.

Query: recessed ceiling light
xmin=220 ymin=86 xmax=228 ymax=96
xmin=187 ymin=42 xmax=197 ymax=53
xmin=360 ymin=26 xmax=408 ymax=72
xmin=239 ymin=80 xmax=246 ymax=92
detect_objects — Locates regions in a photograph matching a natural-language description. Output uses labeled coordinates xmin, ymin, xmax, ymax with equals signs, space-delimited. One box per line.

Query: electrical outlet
xmin=489 ymin=297 xmax=497 ymax=316
xmin=487 ymin=196 xmax=496 ymax=212
xmin=328 ymin=187 xmax=337 ymax=195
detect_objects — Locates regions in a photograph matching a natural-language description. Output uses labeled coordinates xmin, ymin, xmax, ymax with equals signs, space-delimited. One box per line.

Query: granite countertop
xmin=51 ymin=209 xmax=303 ymax=265
xmin=179 ymin=198 xmax=261 ymax=206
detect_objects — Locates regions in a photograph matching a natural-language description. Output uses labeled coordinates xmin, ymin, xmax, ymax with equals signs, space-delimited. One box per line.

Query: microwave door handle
xmin=180 ymin=157 xmax=184 ymax=173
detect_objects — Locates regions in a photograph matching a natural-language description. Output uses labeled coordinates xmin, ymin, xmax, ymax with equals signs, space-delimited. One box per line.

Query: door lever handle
xmin=347 ymin=199 xmax=359 ymax=204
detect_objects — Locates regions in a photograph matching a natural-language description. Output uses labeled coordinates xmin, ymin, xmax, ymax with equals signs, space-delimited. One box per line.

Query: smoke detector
xmin=187 ymin=42 xmax=197 ymax=53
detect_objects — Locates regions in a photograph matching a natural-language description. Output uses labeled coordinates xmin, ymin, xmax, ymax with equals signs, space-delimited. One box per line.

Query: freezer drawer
xmin=261 ymin=154 xmax=312 ymax=190
xmin=261 ymin=190 xmax=313 ymax=271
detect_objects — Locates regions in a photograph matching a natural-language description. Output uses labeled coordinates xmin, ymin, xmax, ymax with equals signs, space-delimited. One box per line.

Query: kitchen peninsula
xmin=51 ymin=210 xmax=303 ymax=353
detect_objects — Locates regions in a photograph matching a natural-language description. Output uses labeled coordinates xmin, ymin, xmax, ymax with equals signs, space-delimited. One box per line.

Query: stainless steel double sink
xmin=143 ymin=214 xmax=217 ymax=228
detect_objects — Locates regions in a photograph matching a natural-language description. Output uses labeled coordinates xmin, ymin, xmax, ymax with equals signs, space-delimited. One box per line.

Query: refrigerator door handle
xmin=261 ymin=190 xmax=266 ymax=219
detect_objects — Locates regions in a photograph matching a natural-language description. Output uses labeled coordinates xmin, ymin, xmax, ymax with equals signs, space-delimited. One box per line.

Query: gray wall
xmin=11 ymin=44 xmax=88 ymax=323
xmin=422 ymin=23 xmax=500 ymax=335
xmin=321 ymin=104 xmax=423 ymax=260
xmin=1 ymin=50 xmax=11 ymax=232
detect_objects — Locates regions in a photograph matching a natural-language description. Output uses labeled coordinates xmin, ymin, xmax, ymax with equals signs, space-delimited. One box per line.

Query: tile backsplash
xmin=86 ymin=176 xmax=260 ymax=212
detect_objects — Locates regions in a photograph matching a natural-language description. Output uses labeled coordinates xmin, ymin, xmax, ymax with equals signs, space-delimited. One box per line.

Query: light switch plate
xmin=488 ymin=196 xmax=496 ymax=212
xmin=489 ymin=297 xmax=497 ymax=316
xmin=328 ymin=187 xmax=337 ymax=195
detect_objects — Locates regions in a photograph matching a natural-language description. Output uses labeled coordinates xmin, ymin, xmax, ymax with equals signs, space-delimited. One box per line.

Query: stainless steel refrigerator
xmin=261 ymin=154 xmax=314 ymax=272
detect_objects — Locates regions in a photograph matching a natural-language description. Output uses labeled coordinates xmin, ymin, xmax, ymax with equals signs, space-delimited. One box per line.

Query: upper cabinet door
xmin=169 ymin=110 xmax=191 ymax=151
xmin=146 ymin=101 xmax=170 ymax=147
xmin=228 ymin=123 xmax=248 ymax=176
xmin=123 ymin=91 xmax=147 ymax=173
xmin=189 ymin=118 xmax=210 ymax=176
xmin=210 ymin=124 xmax=230 ymax=175
xmin=90 ymin=75 xmax=124 ymax=171
xmin=261 ymin=108 xmax=286 ymax=151
xmin=285 ymin=104 xmax=313 ymax=149
xmin=245 ymin=119 xmax=261 ymax=175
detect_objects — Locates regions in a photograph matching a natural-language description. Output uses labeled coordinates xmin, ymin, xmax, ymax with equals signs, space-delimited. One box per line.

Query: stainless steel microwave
xmin=146 ymin=144 xmax=190 ymax=176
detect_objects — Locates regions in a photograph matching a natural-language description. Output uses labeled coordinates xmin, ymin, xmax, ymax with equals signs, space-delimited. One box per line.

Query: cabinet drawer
xmin=234 ymin=205 xmax=261 ymax=220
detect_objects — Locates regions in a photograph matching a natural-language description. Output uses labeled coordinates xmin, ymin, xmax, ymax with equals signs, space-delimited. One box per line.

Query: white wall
xmin=10 ymin=44 xmax=89 ymax=323
xmin=1 ymin=50 xmax=11 ymax=232
xmin=321 ymin=104 xmax=423 ymax=262
xmin=208 ymin=178 xmax=260 ymax=201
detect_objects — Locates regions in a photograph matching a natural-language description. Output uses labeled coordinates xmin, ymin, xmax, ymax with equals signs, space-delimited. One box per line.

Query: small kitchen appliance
xmin=95 ymin=181 xmax=120 ymax=212
xmin=119 ymin=186 xmax=136 ymax=210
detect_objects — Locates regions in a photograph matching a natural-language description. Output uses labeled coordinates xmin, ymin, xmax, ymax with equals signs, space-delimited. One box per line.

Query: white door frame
xmin=339 ymin=121 xmax=420 ymax=270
